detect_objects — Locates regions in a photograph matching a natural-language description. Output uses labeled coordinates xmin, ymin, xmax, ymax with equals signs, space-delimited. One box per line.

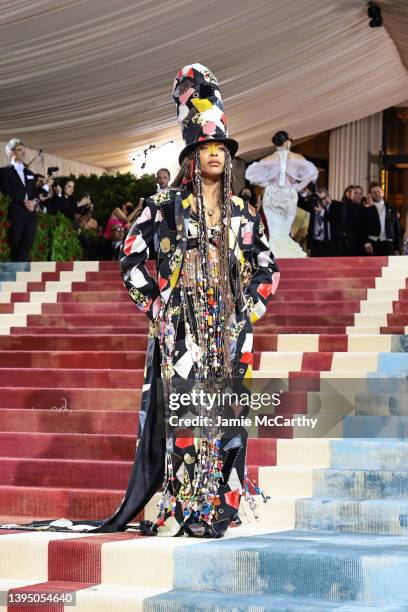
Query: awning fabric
xmin=0 ymin=0 xmax=407 ymax=170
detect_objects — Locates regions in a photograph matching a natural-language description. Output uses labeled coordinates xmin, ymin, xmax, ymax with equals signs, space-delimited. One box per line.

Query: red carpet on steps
xmin=0 ymin=255 xmax=405 ymax=523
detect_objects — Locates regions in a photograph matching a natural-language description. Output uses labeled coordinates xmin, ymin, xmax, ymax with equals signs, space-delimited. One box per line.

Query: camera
xmin=47 ymin=166 xmax=59 ymax=176
xmin=309 ymin=182 xmax=321 ymax=207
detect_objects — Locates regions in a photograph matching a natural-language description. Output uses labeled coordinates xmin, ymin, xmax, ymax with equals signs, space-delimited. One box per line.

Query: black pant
xmin=310 ymin=240 xmax=339 ymax=257
xmin=8 ymin=203 xmax=37 ymax=262
xmin=342 ymin=233 xmax=363 ymax=256
xmin=368 ymin=239 xmax=394 ymax=256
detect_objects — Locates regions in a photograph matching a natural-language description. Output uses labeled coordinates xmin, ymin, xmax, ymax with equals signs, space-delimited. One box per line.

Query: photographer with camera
xmin=299 ymin=186 xmax=344 ymax=257
xmin=59 ymin=179 xmax=98 ymax=257
xmin=34 ymin=174 xmax=50 ymax=211
xmin=0 ymin=138 xmax=39 ymax=261
xmin=34 ymin=167 xmax=58 ymax=210
xmin=48 ymin=180 xmax=63 ymax=215
xmin=60 ymin=179 xmax=92 ymax=220
xmin=102 ymin=201 xmax=140 ymax=260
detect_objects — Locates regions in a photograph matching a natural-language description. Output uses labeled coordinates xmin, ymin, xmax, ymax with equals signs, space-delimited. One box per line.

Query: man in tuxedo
xmin=0 ymin=139 xmax=38 ymax=261
xmin=299 ymin=187 xmax=344 ymax=257
xmin=362 ymin=182 xmax=400 ymax=256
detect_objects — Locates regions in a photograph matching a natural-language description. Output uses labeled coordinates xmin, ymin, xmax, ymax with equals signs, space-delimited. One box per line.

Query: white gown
xmin=245 ymin=149 xmax=318 ymax=258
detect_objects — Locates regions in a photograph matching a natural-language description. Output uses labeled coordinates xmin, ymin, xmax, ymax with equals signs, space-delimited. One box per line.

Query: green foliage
xmin=50 ymin=213 xmax=83 ymax=261
xmin=29 ymin=212 xmax=84 ymax=262
xmin=0 ymin=195 xmax=83 ymax=262
xmin=0 ymin=172 xmax=156 ymax=261
xmin=0 ymin=193 xmax=11 ymax=261
xmin=57 ymin=172 xmax=157 ymax=229
xmin=30 ymin=211 xmax=52 ymax=261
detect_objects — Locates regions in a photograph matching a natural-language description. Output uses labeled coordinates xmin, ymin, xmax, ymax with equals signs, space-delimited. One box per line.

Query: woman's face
xmin=64 ymin=181 xmax=75 ymax=196
xmin=199 ymin=142 xmax=226 ymax=178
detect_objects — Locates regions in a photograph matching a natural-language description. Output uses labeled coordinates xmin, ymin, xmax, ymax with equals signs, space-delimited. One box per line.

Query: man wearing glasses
xmin=0 ymin=139 xmax=38 ymax=261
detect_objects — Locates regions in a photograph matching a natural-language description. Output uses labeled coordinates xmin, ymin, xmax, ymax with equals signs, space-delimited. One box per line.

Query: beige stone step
xmin=0 ymin=314 xmax=27 ymax=326
xmin=258 ymin=466 xmax=315 ymax=497
xmin=346 ymin=326 xmax=383 ymax=335
xmin=353 ymin=313 xmax=387 ymax=327
xmin=276 ymin=335 xmax=319 ymax=352
xmin=276 ymin=438 xmax=333 ymax=467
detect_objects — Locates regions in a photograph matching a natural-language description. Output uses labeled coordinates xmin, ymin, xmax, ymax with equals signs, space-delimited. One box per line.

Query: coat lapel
xmin=157 ymin=186 xmax=192 ymax=306
xmin=9 ymin=164 xmax=25 ymax=188
xmin=385 ymin=204 xmax=393 ymax=236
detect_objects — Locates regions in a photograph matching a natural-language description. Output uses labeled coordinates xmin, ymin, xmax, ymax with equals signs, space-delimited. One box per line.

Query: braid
xmin=194 ymin=149 xmax=209 ymax=288
xmin=219 ymin=150 xmax=234 ymax=378
xmin=194 ymin=150 xmax=212 ymax=379
xmin=176 ymin=146 xmax=235 ymax=381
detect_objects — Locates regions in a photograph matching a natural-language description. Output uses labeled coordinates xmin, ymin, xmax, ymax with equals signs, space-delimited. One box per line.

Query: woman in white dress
xmin=245 ymin=131 xmax=318 ymax=258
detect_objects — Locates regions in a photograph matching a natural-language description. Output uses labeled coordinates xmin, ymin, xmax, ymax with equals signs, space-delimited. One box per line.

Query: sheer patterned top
xmin=175 ymin=211 xmax=222 ymax=289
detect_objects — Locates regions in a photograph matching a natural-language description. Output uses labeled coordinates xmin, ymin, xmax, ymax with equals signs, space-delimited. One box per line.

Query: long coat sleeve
xmin=119 ymin=197 xmax=162 ymax=322
xmin=244 ymin=207 xmax=280 ymax=324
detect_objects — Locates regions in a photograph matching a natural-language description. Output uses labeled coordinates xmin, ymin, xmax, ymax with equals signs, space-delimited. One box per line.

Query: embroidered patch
xmin=129 ymin=287 xmax=149 ymax=307
xmin=160 ymin=237 xmax=171 ymax=253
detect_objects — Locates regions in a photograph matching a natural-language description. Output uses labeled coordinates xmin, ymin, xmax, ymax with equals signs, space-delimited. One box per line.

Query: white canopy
xmin=0 ymin=0 xmax=407 ymax=171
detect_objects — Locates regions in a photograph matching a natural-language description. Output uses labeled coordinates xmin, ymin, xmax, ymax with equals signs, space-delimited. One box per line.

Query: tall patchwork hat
xmin=172 ymin=63 xmax=239 ymax=164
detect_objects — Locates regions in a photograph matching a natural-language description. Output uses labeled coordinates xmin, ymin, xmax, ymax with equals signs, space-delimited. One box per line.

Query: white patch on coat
xmin=173 ymin=350 xmax=194 ymax=379
xmin=241 ymin=332 xmax=253 ymax=353
xmin=137 ymin=205 xmax=152 ymax=224
xmin=130 ymin=267 xmax=147 ymax=288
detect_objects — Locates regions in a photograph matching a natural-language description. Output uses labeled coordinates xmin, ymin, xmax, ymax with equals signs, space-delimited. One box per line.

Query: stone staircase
xmin=0 ymin=255 xmax=407 ymax=610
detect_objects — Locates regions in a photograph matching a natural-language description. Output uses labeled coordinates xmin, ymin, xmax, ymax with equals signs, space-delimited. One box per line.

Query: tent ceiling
xmin=381 ymin=0 xmax=408 ymax=71
xmin=1 ymin=0 xmax=407 ymax=169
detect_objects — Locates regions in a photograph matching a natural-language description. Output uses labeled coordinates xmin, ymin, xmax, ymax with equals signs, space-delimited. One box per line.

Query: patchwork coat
xmin=95 ymin=184 xmax=280 ymax=533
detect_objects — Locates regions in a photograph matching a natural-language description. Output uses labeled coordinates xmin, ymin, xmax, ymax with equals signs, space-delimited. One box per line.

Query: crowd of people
xmin=297 ymin=181 xmax=402 ymax=257
xmin=243 ymin=130 xmax=406 ymax=258
xmin=0 ymin=138 xmax=172 ymax=261
xmin=239 ymin=181 xmax=404 ymax=258
xmin=0 ymin=137 xmax=406 ymax=262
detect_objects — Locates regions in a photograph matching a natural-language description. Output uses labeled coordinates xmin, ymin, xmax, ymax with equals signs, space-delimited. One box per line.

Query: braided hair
xmin=172 ymin=146 xmax=235 ymax=378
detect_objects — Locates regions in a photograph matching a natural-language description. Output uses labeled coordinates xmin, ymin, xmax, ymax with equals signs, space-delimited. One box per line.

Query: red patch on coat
xmin=123 ymin=234 xmax=136 ymax=256
xmin=175 ymin=430 xmax=195 ymax=449
xmin=158 ymin=276 xmax=168 ymax=291
xmin=225 ymin=489 xmax=241 ymax=509
xmin=240 ymin=352 xmax=253 ymax=365
xmin=257 ymin=283 xmax=273 ymax=299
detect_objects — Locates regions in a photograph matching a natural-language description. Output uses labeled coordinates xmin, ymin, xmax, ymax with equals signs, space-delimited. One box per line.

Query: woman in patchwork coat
xmin=94 ymin=64 xmax=280 ymax=538
xmin=0 ymin=63 xmax=279 ymax=539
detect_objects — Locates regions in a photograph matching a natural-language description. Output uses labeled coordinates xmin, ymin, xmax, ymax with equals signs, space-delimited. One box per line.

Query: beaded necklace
xmin=179 ymin=220 xmax=225 ymax=378
xmin=157 ymin=152 xmax=236 ymax=528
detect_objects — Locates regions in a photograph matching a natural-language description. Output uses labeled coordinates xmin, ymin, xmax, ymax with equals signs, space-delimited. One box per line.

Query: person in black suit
xmin=362 ymin=182 xmax=401 ymax=256
xmin=60 ymin=179 xmax=92 ymax=220
xmin=47 ymin=181 xmax=64 ymax=215
xmin=342 ymin=185 xmax=365 ymax=256
xmin=299 ymin=187 xmax=344 ymax=257
xmin=0 ymin=139 xmax=38 ymax=261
